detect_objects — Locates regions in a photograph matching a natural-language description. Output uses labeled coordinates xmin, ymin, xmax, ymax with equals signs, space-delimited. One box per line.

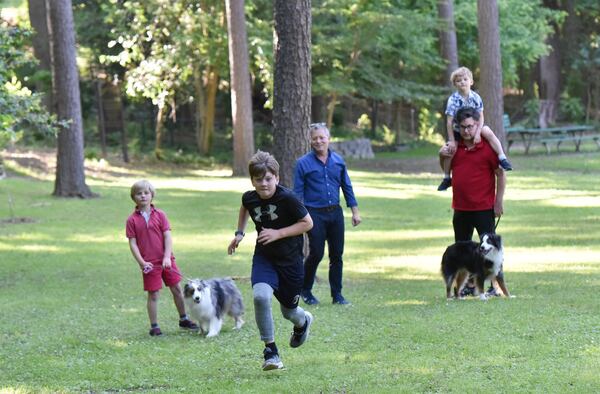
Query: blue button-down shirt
xmin=293 ymin=149 xmax=358 ymax=209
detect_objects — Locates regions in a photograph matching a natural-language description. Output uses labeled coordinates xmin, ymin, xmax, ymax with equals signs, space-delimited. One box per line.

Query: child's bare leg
xmin=147 ymin=290 xmax=159 ymax=326
xmin=482 ymin=128 xmax=512 ymax=170
xmin=169 ymin=283 xmax=187 ymax=316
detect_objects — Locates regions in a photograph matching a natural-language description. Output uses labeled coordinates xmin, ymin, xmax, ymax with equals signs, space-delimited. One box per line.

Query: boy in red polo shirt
xmin=126 ymin=180 xmax=198 ymax=336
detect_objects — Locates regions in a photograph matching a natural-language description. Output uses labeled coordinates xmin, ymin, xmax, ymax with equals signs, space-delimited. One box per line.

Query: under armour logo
xmin=253 ymin=205 xmax=278 ymax=222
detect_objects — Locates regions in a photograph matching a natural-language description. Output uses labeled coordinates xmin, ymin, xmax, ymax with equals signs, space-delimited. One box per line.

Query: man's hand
xmin=440 ymin=142 xmax=456 ymax=158
xmin=351 ymin=207 xmax=362 ymax=227
xmin=494 ymin=200 xmax=504 ymax=217
xmin=162 ymin=257 xmax=172 ymax=270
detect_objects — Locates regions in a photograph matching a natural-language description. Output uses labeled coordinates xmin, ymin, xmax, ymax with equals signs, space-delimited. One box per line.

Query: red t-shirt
xmin=125 ymin=205 xmax=173 ymax=264
xmin=451 ymin=139 xmax=499 ymax=211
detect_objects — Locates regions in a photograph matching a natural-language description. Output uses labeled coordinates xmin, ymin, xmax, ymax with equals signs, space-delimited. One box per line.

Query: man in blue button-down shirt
xmin=293 ymin=123 xmax=362 ymax=305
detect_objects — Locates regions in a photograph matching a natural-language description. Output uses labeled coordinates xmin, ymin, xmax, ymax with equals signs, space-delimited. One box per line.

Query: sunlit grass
xmin=1 ymin=147 xmax=600 ymax=392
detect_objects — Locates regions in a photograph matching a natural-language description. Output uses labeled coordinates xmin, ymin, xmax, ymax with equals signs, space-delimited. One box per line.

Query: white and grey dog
xmin=183 ymin=278 xmax=244 ymax=337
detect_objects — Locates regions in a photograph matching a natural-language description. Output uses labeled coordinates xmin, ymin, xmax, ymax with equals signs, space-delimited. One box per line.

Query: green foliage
xmin=312 ymin=0 xmax=445 ymax=105
xmin=559 ymin=93 xmax=585 ymax=123
xmin=418 ymin=107 xmax=444 ymax=144
xmin=0 ymin=21 xmax=59 ymax=149
xmin=1 ymin=153 xmax=600 ymax=392
xmin=454 ymin=0 xmax=564 ymax=87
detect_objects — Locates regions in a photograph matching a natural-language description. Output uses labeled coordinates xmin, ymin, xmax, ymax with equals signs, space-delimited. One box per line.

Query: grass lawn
xmin=1 ymin=146 xmax=599 ymax=393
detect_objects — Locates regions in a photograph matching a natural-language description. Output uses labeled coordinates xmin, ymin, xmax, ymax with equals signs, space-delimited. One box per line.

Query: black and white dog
xmin=441 ymin=233 xmax=510 ymax=300
xmin=183 ymin=278 xmax=244 ymax=337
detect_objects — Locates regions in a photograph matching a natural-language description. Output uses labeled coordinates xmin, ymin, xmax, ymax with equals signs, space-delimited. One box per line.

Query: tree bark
xmin=538 ymin=0 xmax=561 ymax=128
xmin=28 ymin=0 xmax=53 ymax=111
xmin=154 ymin=104 xmax=165 ymax=158
xmin=226 ymin=0 xmax=255 ymax=176
xmin=200 ymin=68 xmax=219 ymax=155
xmin=437 ymin=0 xmax=459 ymax=87
xmin=477 ymin=0 xmax=506 ymax=148
xmin=272 ymin=0 xmax=311 ymax=188
xmin=193 ymin=65 xmax=206 ymax=154
xmin=50 ymin=0 xmax=95 ymax=198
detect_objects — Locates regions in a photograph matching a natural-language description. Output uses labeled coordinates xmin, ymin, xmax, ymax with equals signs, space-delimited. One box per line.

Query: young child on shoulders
xmin=228 ymin=151 xmax=314 ymax=371
xmin=125 ymin=179 xmax=198 ymax=336
xmin=438 ymin=66 xmax=512 ymax=191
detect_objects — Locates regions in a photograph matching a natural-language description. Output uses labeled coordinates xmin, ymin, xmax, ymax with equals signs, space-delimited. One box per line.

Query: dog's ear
xmin=494 ymin=234 xmax=502 ymax=246
xmin=183 ymin=282 xmax=193 ymax=296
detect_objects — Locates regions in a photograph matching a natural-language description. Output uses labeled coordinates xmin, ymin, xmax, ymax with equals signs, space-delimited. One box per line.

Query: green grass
xmin=1 ymin=148 xmax=599 ymax=393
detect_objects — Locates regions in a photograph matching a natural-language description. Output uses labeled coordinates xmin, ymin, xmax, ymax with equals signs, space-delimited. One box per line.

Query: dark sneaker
xmin=499 ymin=158 xmax=513 ymax=171
xmin=437 ymin=177 xmax=452 ymax=191
xmin=179 ymin=319 xmax=199 ymax=331
xmin=290 ymin=311 xmax=313 ymax=348
xmin=459 ymin=286 xmax=476 ymax=297
xmin=332 ymin=294 xmax=351 ymax=305
xmin=301 ymin=290 xmax=319 ymax=305
xmin=149 ymin=327 xmax=163 ymax=336
xmin=262 ymin=348 xmax=284 ymax=371
xmin=485 ymin=286 xmax=501 ymax=297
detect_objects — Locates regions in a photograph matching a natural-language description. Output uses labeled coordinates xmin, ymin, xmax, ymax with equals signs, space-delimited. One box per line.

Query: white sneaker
xmin=262 ymin=347 xmax=284 ymax=371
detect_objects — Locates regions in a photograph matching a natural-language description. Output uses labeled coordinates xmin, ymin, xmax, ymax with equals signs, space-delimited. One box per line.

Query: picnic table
xmin=506 ymin=124 xmax=600 ymax=154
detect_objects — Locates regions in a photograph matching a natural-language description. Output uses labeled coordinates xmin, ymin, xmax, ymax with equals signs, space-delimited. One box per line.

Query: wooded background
xmin=1 ymin=0 xmax=600 ymax=194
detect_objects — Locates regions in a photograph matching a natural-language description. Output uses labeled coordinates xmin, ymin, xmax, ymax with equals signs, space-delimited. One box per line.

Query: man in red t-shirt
xmin=440 ymin=107 xmax=507 ymax=294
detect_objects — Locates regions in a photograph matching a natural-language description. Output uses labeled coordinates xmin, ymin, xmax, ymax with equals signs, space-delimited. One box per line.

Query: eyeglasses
xmin=459 ymin=123 xmax=475 ymax=131
xmin=309 ymin=122 xmax=326 ymax=130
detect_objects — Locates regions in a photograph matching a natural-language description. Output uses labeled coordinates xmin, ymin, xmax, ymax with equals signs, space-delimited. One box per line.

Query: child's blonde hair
xmin=450 ymin=67 xmax=473 ymax=85
xmin=130 ymin=179 xmax=156 ymax=202
xmin=248 ymin=150 xmax=280 ymax=179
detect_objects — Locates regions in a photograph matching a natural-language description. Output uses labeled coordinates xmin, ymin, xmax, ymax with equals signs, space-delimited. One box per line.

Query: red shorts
xmin=142 ymin=260 xmax=182 ymax=291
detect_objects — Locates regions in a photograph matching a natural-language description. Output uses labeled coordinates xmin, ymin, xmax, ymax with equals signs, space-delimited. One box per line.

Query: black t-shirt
xmin=242 ymin=185 xmax=308 ymax=265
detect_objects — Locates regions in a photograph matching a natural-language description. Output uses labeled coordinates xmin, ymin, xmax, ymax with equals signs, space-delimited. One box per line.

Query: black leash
xmin=494 ymin=215 xmax=502 ymax=231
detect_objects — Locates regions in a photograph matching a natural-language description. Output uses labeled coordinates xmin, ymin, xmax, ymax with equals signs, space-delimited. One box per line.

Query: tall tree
xmin=438 ymin=0 xmax=459 ymax=87
xmin=50 ymin=0 xmax=95 ymax=198
xmin=477 ymin=0 xmax=506 ymax=148
xmin=27 ymin=0 xmax=53 ymax=111
xmin=538 ymin=0 xmax=561 ymax=127
xmin=272 ymin=0 xmax=311 ymax=187
xmin=225 ymin=0 xmax=255 ymax=176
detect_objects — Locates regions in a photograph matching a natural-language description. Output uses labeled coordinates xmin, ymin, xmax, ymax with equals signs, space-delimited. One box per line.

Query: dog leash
xmin=494 ymin=215 xmax=501 ymax=231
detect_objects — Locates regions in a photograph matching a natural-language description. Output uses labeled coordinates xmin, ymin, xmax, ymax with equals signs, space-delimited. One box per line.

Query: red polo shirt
xmin=125 ymin=205 xmax=174 ymax=264
xmin=451 ymin=139 xmax=499 ymax=211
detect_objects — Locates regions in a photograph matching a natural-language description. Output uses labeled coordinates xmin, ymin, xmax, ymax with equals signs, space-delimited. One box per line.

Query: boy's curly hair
xmin=450 ymin=66 xmax=473 ymax=85
xmin=248 ymin=150 xmax=279 ymax=178
xmin=130 ymin=179 xmax=156 ymax=201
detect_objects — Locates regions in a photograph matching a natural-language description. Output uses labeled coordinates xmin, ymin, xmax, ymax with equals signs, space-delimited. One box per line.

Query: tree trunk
xmin=326 ymin=93 xmax=337 ymax=129
xmin=226 ymin=0 xmax=255 ymax=176
xmin=95 ymin=77 xmax=107 ymax=158
xmin=200 ymin=68 xmax=219 ymax=155
xmin=28 ymin=0 xmax=53 ymax=111
xmin=154 ymin=104 xmax=165 ymax=158
xmin=273 ymin=0 xmax=311 ymax=188
xmin=538 ymin=0 xmax=561 ymax=128
xmin=50 ymin=0 xmax=95 ymax=198
xmin=193 ymin=66 xmax=206 ymax=154
xmin=477 ymin=0 xmax=506 ymax=148
xmin=437 ymin=0 xmax=459 ymax=87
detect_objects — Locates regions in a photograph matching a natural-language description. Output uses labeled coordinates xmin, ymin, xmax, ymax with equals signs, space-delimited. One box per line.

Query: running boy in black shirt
xmin=228 ymin=150 xmax=314 ymax=371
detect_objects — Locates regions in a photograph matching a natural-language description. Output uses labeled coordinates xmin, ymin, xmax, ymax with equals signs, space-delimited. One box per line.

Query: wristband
xmin=235 ymin=230 xmax=245 ymax=237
